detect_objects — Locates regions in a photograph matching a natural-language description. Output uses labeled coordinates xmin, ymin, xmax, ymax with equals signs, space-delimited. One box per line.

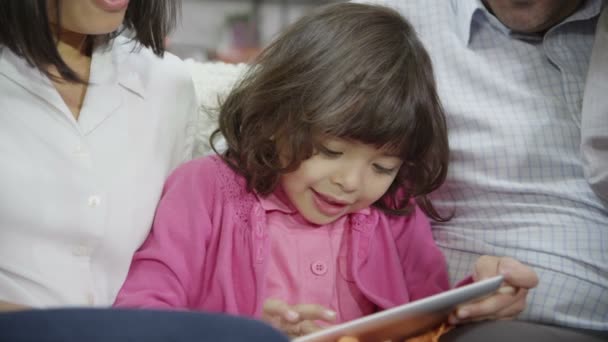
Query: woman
xmin=0 ymin=1 xmax=287 ymax=341
xmin=0 ymin=0 xmax=195 ymax=308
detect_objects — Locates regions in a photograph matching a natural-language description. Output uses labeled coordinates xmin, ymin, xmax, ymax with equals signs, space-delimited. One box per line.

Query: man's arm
xmin=581 ymin=6 xmax=608 ymax=204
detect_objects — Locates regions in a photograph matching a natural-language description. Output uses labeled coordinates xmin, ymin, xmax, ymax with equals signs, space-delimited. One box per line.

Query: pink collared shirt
xmin=260 ymin=191 xmax=375 ymax=323
xmin=114 ymin=156 xmax=450 ymax=320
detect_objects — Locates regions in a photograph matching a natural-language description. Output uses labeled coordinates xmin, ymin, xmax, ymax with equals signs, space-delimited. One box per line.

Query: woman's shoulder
xmin=110 ymin=36 xmax=191 ymax=88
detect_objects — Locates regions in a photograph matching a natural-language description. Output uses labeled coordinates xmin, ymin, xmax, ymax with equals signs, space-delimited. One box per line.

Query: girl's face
xmin=280 ymin=137 xmax=402 ymax=225
xmin=48 ymin=0 xmax=129 ymax=35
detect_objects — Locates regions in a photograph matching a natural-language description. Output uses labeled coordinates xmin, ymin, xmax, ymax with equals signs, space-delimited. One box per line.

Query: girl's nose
xmin=331 ymin=165 xmax=363 ymax=193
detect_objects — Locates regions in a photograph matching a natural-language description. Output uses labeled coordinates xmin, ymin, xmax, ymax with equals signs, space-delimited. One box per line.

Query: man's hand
xmin=262 ymin=298 xmax=336 ymax=338
xmin=449 ymin=256 xmax=539 ymax=324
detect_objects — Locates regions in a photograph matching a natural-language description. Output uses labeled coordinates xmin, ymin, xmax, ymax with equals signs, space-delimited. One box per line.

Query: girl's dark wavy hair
xmin=0 ymin=0 xmax=179 ymax=82
xmin=211 ymin=2 xmax=449 ymax=221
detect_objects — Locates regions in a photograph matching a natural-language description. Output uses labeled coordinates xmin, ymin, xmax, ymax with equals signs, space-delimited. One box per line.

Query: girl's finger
xmin=292 ymin=303 xmax=337 ymax=322
xmin=262 ymin=298 xmax=299 ymax=322
xmin=298 ymin=319 xmax=325 ymax=336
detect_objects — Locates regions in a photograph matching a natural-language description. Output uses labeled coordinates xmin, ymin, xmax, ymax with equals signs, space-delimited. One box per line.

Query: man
xmin=582 ymin=5 xmax=608 ymax=205
xmin=358 ymin=0 xmax=607 ymax=340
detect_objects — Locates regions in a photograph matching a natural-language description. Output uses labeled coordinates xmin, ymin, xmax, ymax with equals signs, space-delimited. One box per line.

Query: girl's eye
xmin=373 ymin=164 xmax=398 ymax=175
xmin=319 ymin=145 xmax=342 ymax=157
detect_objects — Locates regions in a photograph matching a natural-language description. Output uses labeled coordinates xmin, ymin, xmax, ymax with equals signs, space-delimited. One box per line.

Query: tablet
xmin=293 ymin=275 xmax=504 ymax=342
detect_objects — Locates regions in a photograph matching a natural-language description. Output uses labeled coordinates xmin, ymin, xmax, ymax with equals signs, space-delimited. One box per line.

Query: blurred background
xmin=167 ymin=0 xmax=344 ymax=63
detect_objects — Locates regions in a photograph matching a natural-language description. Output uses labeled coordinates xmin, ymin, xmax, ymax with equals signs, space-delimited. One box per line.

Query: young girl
xmin=115 ymin=2 xmax=498 ymax=339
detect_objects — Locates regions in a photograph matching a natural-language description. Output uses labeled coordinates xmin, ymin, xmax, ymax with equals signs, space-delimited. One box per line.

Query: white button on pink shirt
xmin=310 ymin=261 xmax=328 ymax=276
xmin=0 ymin=36 xmax=197 ymax=307
xmin=260 ymin=191 xmax=376 ymax=324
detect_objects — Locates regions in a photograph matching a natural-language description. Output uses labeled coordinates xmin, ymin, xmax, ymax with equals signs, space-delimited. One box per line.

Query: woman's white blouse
xmin=0 ymin=36 xmax=197 ymax=307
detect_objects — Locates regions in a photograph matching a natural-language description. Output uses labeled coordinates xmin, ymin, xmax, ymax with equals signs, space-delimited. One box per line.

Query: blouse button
xmin=73 ymin=144 xmax=89 ymax=158
xmin=88 ymin=195 xmax=101 ymax=208
xmin=310 ymin=261 xmax=328 ymax=276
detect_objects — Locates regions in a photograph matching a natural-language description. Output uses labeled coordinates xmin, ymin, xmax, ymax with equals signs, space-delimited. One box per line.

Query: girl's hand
xmin=262 ymin=298 xmax=337 ymax=338
xmin=449 ymin=256 xmax=539 ymax=324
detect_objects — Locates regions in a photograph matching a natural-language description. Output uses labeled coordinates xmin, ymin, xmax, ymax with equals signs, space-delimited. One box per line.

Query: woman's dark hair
xmin=0 ymin=0 xmax=179 ymax=82
xmin=212 ymin=2 xmax=449 ymax=221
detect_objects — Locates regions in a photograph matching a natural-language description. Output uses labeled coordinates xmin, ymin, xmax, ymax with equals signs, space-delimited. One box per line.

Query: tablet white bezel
xmin=293 ymin=275 xmax=504 ymax=342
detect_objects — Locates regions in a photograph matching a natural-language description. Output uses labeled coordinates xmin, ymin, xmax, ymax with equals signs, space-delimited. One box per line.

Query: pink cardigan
xmin=114 ymin=156 xmax=450 ymax=317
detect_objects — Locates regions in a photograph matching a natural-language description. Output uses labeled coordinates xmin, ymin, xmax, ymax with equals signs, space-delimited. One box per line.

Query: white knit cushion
xmin=185 ymin=59 xmax=248 ymax=158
